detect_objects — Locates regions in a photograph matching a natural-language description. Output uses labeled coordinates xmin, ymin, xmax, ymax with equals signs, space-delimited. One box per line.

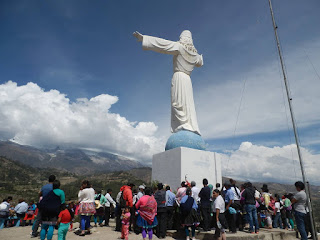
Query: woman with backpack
xmin=38 ymin=180 xmax=65 ymax=240
xmin=135 ymin=187 xmax=158 ymax=240
xmin=78 ymin=180 xmax=95 ymax=236
xmin=180 ymin=188 xmax=200 ymax=240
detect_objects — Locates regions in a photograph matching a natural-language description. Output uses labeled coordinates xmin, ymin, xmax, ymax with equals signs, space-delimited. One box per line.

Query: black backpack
xmin=37 ymin=190 xmax=61 ymax=220
xmin=180 ymin=196 xmax=194 ymax=216
xmin=119 ymin=191 xmax=126 ymax=208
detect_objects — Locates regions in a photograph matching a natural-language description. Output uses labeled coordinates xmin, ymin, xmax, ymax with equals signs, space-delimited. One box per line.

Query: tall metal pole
xmin=267 ymin=0 xmax=317 ymax=238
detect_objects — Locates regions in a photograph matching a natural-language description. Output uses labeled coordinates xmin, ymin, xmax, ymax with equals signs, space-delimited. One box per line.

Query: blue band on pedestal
xmin=165 ymin=130 xmax=206 ymax=151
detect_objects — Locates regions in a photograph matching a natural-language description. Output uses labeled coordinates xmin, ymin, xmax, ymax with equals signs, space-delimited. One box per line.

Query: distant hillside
xmin=0 ymin=157 xmax=150 ymax=204
xmin=0 ymin=141 xmax=145 ymax=174
xmin=0 ymin=156 xmax=77 ymax=202
xmin=126 ymin=167 xmax=152 ymax=183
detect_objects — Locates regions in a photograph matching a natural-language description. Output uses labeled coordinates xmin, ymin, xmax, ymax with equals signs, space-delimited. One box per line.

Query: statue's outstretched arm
xmin=133 ymin=31 xmax=179 ymax=55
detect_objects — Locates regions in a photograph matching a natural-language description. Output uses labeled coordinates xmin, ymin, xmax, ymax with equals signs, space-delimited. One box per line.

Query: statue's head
xmin=179 ymin=30 xmax=197 ymax=53
xmin=179 ymin=30 xmax=193 ymax=45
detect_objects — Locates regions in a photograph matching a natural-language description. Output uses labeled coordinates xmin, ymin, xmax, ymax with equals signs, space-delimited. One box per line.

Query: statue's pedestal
xmin=152 ymin=147 xmax=222 ymax=191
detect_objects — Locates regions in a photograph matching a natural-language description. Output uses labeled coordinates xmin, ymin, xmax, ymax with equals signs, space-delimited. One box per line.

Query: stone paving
xmin=0 ymin=218 xmax=298 ymax=240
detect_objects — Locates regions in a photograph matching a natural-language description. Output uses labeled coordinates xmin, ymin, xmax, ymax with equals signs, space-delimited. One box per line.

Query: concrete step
xmin=167 ymin=228 xmax=297 ymax=240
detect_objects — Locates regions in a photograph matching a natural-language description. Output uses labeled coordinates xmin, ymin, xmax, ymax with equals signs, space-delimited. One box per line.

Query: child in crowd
xmin=121 ymin=207 xmax=131 ymax=240
xmin=57 ymin=204 xmax=73 ymax=240
xmin=24 ymin=201 xmax=36 ymax=225
xmin=67 ymin=202 xmax=75 ymax=231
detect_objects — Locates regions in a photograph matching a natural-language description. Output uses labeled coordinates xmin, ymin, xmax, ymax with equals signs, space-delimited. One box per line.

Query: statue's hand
xmin=133 ymin=31 xmax=143 ymax=42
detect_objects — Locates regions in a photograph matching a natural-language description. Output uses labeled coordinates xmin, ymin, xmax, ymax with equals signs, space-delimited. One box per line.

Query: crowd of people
xmin=0 ymin=174 xmax=313 ymax=240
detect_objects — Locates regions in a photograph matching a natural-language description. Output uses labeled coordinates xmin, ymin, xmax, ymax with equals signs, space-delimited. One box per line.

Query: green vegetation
xmin=0 ymin=156 xmax=150 ymax=204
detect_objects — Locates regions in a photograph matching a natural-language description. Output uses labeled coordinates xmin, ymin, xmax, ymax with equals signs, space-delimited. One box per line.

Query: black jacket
xmin=242 ymin=187 xmax=256 ymax=205
xmin=154 ymin=190 xmax=166 ymax=210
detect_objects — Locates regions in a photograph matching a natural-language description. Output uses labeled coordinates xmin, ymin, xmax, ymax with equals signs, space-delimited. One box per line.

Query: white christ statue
xmin=133 ymin=30 xmax=203 ymax=136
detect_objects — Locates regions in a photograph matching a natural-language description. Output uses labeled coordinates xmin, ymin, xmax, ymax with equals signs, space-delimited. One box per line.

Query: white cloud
xmin=0 ymin=81 xmax=164 ymax=161
xmin=218 ymin=141 xmax=320 ymax=185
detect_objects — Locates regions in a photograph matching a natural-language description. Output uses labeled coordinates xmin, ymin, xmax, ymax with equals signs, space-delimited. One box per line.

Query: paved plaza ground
xmin=0 ymin=218 xmax=298 ymax=240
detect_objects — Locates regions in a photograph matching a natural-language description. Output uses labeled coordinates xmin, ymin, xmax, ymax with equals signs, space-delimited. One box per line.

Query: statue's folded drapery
xmin=142 ymin=35 xmax=203 ymax=135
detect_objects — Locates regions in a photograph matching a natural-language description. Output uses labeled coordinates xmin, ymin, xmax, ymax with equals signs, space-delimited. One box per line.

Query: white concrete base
xmin=152 ymin=147 xmax=222 ymax=191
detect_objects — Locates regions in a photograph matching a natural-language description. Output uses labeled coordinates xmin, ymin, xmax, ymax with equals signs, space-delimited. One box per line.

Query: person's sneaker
xmin=256 ymin=231 xmax=259 ymax=234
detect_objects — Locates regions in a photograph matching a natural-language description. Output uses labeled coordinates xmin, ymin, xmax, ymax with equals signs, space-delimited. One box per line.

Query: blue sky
xmin=1 ymin=0 xmax=320 ymax=184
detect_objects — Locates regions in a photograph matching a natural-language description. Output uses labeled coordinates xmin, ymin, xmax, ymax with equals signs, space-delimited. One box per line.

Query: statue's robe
xmin=142 ymin=35 xmax=203 ymax=135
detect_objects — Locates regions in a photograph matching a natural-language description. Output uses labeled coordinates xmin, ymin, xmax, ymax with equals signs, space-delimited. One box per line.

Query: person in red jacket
xmin=119 ymin=183 xmax=135 ymax=231
xmin=120 ymin=183 xmax=135 ymax=208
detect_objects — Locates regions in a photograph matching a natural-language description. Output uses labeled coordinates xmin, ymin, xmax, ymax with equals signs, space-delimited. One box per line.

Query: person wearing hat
xmin=137 ymin=185 xmax=145 ymax=201
xmin=154 ymin=183 xmax=167 ymax=239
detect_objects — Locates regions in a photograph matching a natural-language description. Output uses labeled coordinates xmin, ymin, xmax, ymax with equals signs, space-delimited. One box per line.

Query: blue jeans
xmin=0 ymin=217 xmax=7 ymax=229
xmin=93 ymin=215 xmax=104 ymax=225
xmin=273 ymin=212 xmax=283 ymax=229
xmin=245 ymin=204 xmax=259 ymax=232
xmin=185 ymin=225 xmax=196 ymax=237
xmin=80 ymin=215 xmax=91 ymax=230
xmin=15 ymin=213 xmax=26 ymax=227
xmin=294 ymin=211 xmax=307 ymax=240
xmin=40 ymin=224 xmax=54 ymax=240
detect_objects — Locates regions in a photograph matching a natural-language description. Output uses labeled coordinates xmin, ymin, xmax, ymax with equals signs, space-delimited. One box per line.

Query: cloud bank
xmin=0 ymin=81 xmax=164 ymax=161
xmin=218 ymin=142 xmax=319 ymax=185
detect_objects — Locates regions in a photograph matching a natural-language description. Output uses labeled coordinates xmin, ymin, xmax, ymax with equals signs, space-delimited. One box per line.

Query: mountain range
xmin=0 ymin=141 xmax=145 ymax=175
